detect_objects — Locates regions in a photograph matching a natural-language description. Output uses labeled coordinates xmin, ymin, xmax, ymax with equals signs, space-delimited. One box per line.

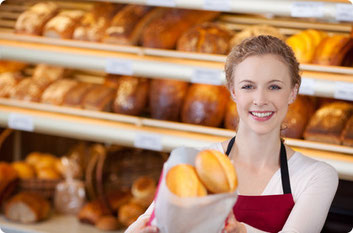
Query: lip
xmin=249 ymin=111 xmax=275 ymax=122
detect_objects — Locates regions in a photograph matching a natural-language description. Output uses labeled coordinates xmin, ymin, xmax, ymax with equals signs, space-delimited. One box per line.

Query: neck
xmin=234 ymin=125 xmax=282 ymax=169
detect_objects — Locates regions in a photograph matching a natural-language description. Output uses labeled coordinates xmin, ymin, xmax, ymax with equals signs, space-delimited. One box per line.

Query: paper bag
xmin=153 ymin=147 xmax=237 ymax=233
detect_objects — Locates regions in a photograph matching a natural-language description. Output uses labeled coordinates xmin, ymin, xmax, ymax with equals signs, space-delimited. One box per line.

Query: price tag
xmin=105 ymin=58 xmax=133 ymax=76
xmin=203 ymin=0 xmax=231 ymax=12
xmin=192 ymin=68 xmax=223 ymax=85
xmin=334 ymin=82 xmax=353 ymax=101
xmin=146 ymin=0 xmax=176 ymax=7
xmin=134 ymin=133 xmax=162 ymax=151
xmin=299 ymin=78 xmax=315 ymax=95
xmin=291 ymin=2 xmax=323 ymax=18
xmin=8 ymin=113 xmax=34 ymax=132
xmin=336 ymin=4 xmax=353 ymax=22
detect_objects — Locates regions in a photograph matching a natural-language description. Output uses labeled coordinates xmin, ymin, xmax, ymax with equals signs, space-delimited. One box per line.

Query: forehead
xmin=233 ymin=54 xmax=291 ymax=83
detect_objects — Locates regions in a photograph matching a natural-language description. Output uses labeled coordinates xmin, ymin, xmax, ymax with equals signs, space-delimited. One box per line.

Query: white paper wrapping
xmin=153 ymin=147 xmax=238 ymax=233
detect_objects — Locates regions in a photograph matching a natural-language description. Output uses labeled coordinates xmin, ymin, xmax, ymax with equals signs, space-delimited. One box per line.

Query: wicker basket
xmin=18 ymin=178 xmax=61 ymax=200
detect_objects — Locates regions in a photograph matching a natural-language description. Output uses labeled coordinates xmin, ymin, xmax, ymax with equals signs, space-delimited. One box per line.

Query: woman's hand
xmin=223 ymin=211 xmax=246 ymax=233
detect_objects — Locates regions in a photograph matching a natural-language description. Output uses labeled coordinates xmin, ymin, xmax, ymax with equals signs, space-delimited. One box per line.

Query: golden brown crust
xmin=150 ymin=79 xmax=189 ymax=121
xmin=118 ymin=202 xmax=145 ymax=227
xmin=341 ymin=116 xmax=353 ymax=147
xmin=82 ymin=85 xmax=116 ymax=111
xmin=40 ymin=79 xmax=78 ymax=105
xmin=32 ymin=64 xmax=65 ymax=89
xmin=78 ymin=200 xmax=110 ymax=225
xmin=62 ymin=82 xmax=95 ymax=108
xmin=304 ymin=102 xmax=353 ymax=144
xmin=10 ymin=79 xmax=43 ymax=102
xmin=112 ymin=76 xmax=149 ymax=116
xmin=181 ymin=84 xmax=228 ymax=127
xmin=0 ymin=72 xmax=23 ymax=98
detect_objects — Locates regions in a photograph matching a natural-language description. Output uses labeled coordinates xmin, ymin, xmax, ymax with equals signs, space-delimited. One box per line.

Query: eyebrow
xmin=238 ymin=79 xmax=284 ymax=84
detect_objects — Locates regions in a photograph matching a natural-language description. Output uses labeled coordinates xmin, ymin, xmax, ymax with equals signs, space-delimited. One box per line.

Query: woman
xmin=126 ymin=35 xmax=339 ymax=233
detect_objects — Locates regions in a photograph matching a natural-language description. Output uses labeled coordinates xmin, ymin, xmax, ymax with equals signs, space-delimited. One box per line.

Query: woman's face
xmin=230 ymin=54 xmax=298 ymax=135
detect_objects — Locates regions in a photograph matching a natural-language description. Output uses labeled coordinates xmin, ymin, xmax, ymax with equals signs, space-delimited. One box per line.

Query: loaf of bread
xmin=43 ymin=10 xmax=85 ymax=39
xmin=312 ymin=35 xmax=353 ymax=66
xmin=62 ymin=82 xmax=95 ymax=108
xmin=181 ymin=84 xmax=228 ymax=127
xmin=282 ymin=95 xmax=315 ymax=139
xmin=32 ymin=64 xmax=65 ymax=89
xmin=73 ymin=2 xmax=123 ymax=42
xmin=286 ymin=29 xmax=327 ymax=64
xmin=4 ymin=192 xmax=50 ymax=223
xmin=150 ymin=79 xmax=188 ymax=121
xmin=15 ymin=2 xmax=59 ymax=35
xmin=224 ymin=98 xmax=238 ymax=130
xmin=341 ymin=115 xmax=353 ymax=147
xmin=304 ymin=102 xmax=353 ymax=144
xmin=231 ymin=24 xmax=284 ymax=47
xmin=112 ymin=76 xmax=149 ymax=116
xmin=82 ymin=84 xmax=116 ymax=111
xmin=40 ymin=79 xmax=78 ymax=105
xmin=104 ymin=5 xmax=156 ymax=45
xmin=142 ymin=8 xmax=219 ymax=49
xmin=118 ymin=202 xmax=145 ymax=227
xmin=0 ymin=72 xmax=23 ymax=98
xmin=10 ymin=78 xmax=43 ymax=102
xmin=78 ymin=200 xmax=111 ymax=225
xmin=177 ymin=22 xmax=234 ymax=54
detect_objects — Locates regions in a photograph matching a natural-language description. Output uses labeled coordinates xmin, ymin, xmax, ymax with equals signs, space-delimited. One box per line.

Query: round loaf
xmin=131 ymin=176 xmax=156 ymax=207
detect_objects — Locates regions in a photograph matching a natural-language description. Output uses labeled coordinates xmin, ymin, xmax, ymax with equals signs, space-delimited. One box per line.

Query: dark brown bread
xmin=181 ymin=84 xmax=228 ymax=127
xmin=112 ymin=76 xmax=149 ymax=116
xmin=82 ymin=84 xmax=116 ymax=111
xmin=177 ymin=22 xmax=234 ymax=54
xmin=341 ymin=115 xmax=353 ymax=147
xmin=304 ymin=102 xmax=353 ymax=144
xmin=63 ymin=82 xmax=95 ymax=108
xmin=150 ymin=79 xmax=189 ymax=121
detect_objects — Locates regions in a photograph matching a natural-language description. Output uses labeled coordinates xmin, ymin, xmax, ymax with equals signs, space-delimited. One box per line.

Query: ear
xmin=288 ymin=84 xmax=299 ymax=104
xmin=230 ymin=88 xmax=237 ymax=102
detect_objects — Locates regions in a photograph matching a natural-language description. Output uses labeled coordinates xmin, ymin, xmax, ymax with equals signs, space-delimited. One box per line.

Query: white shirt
xmin=125 ymin=143 xmax=339 ymax=233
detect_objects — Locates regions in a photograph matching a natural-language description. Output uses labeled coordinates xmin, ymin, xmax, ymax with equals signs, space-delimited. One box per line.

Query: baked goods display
xmin=4 ymin=191 xmax=50 ymax=223
xmin=14 ymin=2 xmax=59 ymax=35
xmin=32 ymin=64 xmax=66 ymax=89
xmin=304 ymin=102 xmax=353 ymax=144
xmin=62 ymin=82 xmax=95 ymax=108
xmin=0 ymin=72 xmax=23 ymax=98
xmin=82 ymin=84 xmax=116 ymax=111
xmin=10 ymin=78 xmax=43 ymax=102
xmin=40 ymin=79 xmax=78 ymax=105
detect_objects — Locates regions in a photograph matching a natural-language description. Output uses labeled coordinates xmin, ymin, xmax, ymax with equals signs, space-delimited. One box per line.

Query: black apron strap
xmin=225 ymin=136 xmax=292 ymax=194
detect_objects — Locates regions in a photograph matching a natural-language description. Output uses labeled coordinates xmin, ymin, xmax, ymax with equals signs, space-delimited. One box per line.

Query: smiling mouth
xmin=250 ymin=111 xmax=274 ymax=118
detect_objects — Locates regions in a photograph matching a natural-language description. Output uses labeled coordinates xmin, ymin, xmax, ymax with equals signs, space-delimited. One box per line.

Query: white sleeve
xmin=124 ymin=202 xmax=155 ymax=233
xmin=280 ymin=162 xmax=338 ymax=233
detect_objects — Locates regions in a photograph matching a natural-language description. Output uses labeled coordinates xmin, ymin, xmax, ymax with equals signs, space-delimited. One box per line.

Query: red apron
xmin=226 ymin=137 xmax=295 ymax=233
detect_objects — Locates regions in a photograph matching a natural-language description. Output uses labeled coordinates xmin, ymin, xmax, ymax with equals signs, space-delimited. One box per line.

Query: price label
xmin=146 ymin=0 xmax=176 ymax=7
xmin=192 ymin=68 xmax=223 ymax=85
xmin=336 ymin=4 xmax=353 ymax=22
xmin=291 ymin=2 xmax=323 ymax=18
xmin=203 ymin=0 xmax=231 ymax=12
xmin=334 ymin=82 xmax=353 ymax=101
xmin=105 ymin=58 xmax=133 ymax=76
xmin=299 ymin=78 xmax=315 ymax=95
xmin=134 ymin=133 xmax=162 ymax=151
xmin=8 ymin=113 xmax=34 ymax=132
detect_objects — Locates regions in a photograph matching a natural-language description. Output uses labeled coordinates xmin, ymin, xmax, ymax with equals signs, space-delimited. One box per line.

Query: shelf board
xmin=0 ymin=99 xmax=352 ymax=180
xmin=0 ymin=214 xmax=125 ymax=233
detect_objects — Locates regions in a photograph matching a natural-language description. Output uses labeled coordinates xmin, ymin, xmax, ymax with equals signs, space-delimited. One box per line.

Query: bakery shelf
xmin=0 ymin=214 xmax=125 ymax=233
xmin=0 ymin=99 xmax=352 ymax=180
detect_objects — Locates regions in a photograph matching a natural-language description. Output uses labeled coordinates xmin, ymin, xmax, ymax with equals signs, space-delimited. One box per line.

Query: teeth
xmin=251 ymin=112 xmax=272 ymax=118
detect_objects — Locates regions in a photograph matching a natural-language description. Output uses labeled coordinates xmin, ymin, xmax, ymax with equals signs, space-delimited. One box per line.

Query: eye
xmin=269 ymin=85 xmax=281 ymax=90
xmin=241 ymin=84 xmax=253 ymax=90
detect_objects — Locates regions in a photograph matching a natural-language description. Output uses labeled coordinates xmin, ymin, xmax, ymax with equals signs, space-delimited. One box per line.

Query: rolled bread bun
xmin=131 ymin=176 xmax=156 ymax=207
xmin=195 ymin=150 xmax=237 ymax=193
xmin=166 ymin=164 xmax=207 ymax=197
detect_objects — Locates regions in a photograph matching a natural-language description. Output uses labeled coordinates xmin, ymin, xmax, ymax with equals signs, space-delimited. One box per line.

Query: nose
xmin=253 ymin=89 xmax=268 ymax=106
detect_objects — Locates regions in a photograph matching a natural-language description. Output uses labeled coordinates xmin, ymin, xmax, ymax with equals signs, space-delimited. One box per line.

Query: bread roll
xmin=224 ymin=98 xmax=239 ymax=130
xmin=341 ymin=115 xmax=353 ymax=147
xmin=195 ymin=150 xmax=237 ymax=194
xmin=82 ymin=84 xmax=116 ymax=111
xmin=166 ymin=164 xmax=207 ymax=197
xmin=4 ymin=192 xmax=50 ymax=223
xmin=15 ymin=2 xmax=59 ymax=35
xmin=11 ymin=162 xmax=35 ymax=179
xmin=304 ymin=102 xmax=353 ymax=144
xmin=0 ymin=72 xmax=23 ymax=98
xmin=118 ymin=202 xmax=146 ymax=227
xmin=41 ymin=79 xmax=78 ymax=105
xmin=112 ymin=76 xmax=149 ymax=116
xmin=142 ymin=9 xmax=219 ymax=49
xmin=32 ymin=64 xmax=65 ymax=89
xmin=73 ymin=3 xmax=123 ymax=42
xmin=181 ymin=84 xmax=228 ymax=127
xmin=62 ymin=82 xmax=95 ymax=108
xmin=43 ymin=10 xmax=85 ymax=39
xmin=36 ymin=167 xmax=61 ymax=180
xmin=78 ymin=200 xmax=111 ymax=225
xmin=177 ymin=22 xmax=234 ymax=54
xmin=131 ymin=176 xmax=156 ymax=208
xmin=10 ymin=78 xmax=43 ymax=102
xmin=150 ymin=79 xmax=188 ymax=121
xmin=104 ymin=5 xmax=156 ymax=45
xmin=96 ymin=215 xmax=120 ymax=231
